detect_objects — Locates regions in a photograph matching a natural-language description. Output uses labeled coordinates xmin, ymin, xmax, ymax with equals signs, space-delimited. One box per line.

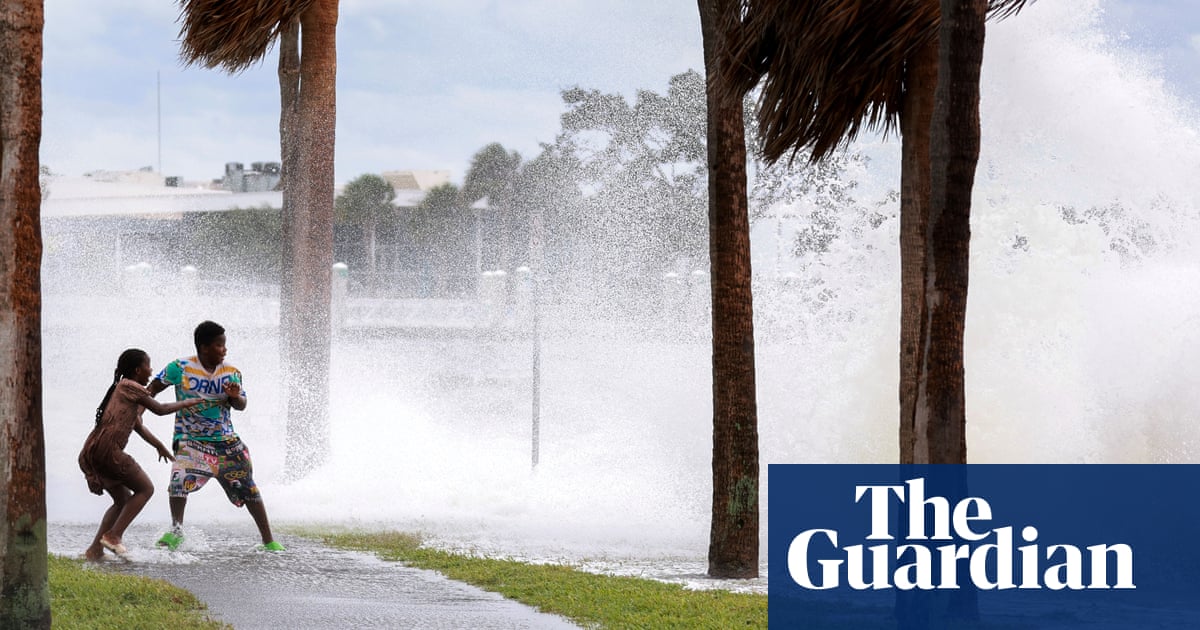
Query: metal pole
xmin=530 ymin=202 xmax=545 ymax=469
xmin=156 ymin=71 xmax=162 ymax=174
xmin=531 ymin=273 xmax=541 ymax=468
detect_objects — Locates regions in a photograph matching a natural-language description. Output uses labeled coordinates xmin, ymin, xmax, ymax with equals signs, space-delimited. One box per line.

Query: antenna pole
xmin=157 ymin=71 xmax=162 ymax=174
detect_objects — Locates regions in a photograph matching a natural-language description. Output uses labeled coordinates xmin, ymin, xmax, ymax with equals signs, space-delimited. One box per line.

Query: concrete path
xmin=50 ymin=522 xmax=579 ymax=630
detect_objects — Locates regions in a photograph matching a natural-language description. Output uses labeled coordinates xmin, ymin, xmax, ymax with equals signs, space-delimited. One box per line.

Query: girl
xmin=79 ymin=348 xmax=202 ymax=560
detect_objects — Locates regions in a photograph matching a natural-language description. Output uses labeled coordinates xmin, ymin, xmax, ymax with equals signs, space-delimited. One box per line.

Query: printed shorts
xmin=169 ymin=438 xmax=262 ymax=506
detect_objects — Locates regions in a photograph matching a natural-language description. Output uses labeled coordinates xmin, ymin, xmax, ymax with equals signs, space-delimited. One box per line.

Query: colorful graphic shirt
xmin=155 ymin=356 xmax=245 ymax=442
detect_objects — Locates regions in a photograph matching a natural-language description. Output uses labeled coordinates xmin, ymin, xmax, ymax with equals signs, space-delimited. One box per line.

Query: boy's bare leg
xmin=169 ymin=496 xmax=187 ymax=528
xmin=245 ymin=500 xmax=275 ymax=544
xmin=156 ymin=495 xmax=189 ymax=549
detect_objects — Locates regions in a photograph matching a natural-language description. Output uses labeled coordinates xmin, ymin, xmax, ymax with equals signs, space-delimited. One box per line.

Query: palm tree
xmin=462 ymin=143 xmax=522 ymax=271
xmin=336 ymin=173 xmax=397 ymax=285
xmin=698 ymin=0 xmax=760 ymax=579
xmin=0 ymin=2 xmax=50 ymax=627
xmin=178 ymin=0 xmax=339 ymax=475
xmin=410 ymin=182 xmax=471 ymax=294
xmin=723 ymin=0 xmax=1028 ymax=465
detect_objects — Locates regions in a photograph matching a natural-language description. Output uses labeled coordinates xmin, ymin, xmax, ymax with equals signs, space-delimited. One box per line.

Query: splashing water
xmin=44 ymin=1 xmax=1200 ymax=584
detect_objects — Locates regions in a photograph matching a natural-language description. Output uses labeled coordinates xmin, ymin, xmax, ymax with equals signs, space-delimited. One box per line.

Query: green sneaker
xmin=258 ymin=541 xmax=286 ymax=552
xmin=156 ymin=530 xmax=183 ymax=551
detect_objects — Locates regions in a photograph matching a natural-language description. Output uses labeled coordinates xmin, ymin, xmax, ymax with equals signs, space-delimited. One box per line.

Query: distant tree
xmin=551 ymin=72 xmax=709 ymax=275
xmin=409 ymin=182 xmax=473 ymax=295
xmin=463 ymin=143 xmax=521 ymax=205
xmin=184 ymin=207 xmax=284 ymax=284
xmin=512 ymin=144 xmax=585 ymax=277
xmin=410 ymin=182 xmax=461 ymax=247
xmin=335 ymin=173 xmax=396 ymax=280
xmin=462 ymin=143 xmax=523 ymax=271
xmin=0 ymin=1 xmax=50 ymax=627
xmin=751 ymin=152 xmax=883 ymax=262
xmin=524 ymin=69 xmax=888 ymax=316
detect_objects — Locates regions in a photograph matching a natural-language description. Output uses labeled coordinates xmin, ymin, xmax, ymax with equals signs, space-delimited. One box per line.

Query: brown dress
xmin=78 ymin=379 xmax=150 ymax=494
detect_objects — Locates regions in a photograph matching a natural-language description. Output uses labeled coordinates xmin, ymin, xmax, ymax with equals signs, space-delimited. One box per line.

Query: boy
xmin=149 ymin=320 xmax=284 ymax=551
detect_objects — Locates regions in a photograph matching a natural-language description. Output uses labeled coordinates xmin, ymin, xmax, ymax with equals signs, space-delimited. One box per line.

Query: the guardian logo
xmin=769 ymin=465 xmax=1200 ymax=629
xmin=787 ymin=477 xmax=1135 ymax=591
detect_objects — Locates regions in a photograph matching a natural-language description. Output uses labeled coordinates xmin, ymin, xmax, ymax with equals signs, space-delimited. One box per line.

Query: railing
xmin=43 ymin=261 xmax=835 ymax=341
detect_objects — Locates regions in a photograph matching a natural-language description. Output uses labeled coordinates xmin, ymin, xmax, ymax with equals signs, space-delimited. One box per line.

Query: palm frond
xmin=724 ymin=0 xmax=1035 ymax=165
xmin=988 ymin=0 xmax=1032 ymax=21
xmin=177 ymin=0 xmax=315 ymax=73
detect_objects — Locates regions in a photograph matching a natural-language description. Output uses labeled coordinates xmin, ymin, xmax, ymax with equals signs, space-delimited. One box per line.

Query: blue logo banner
xmin=768 ymin=464 xmax=1200 ymax=629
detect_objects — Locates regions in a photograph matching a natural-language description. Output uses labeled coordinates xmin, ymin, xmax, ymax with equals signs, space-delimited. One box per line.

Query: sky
xmin=41 ymin=0 xmax=1200 ymax=187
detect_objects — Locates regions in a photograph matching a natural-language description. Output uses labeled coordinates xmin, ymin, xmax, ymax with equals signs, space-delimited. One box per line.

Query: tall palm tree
xmin=178 ymin=0 xmax=339 ymax=475
xmin=698 ymin=0 xmax=759 ymax=579
xmin=0 ymin=2 xmax=50 ymax=627
xmin=723 ymin=0 xmax=1028 ymax=465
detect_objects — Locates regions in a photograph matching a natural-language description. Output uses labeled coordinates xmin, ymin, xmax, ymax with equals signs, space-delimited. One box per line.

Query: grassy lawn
xmin=303 ymin=529 xmax=766 ymax=630
xmin=48 ymin=555 xmax=229 ymax=630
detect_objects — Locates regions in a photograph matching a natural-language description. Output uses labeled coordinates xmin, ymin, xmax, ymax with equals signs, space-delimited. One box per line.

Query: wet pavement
xmin=49 ymin=522 xmax=579 ymax=629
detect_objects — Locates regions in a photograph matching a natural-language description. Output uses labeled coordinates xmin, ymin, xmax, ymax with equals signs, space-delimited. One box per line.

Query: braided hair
xmin=94 ymin=348 xmax=148 ymax=425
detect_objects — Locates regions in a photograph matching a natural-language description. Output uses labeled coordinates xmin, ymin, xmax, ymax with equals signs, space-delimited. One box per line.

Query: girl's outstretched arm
xmin=133 ymin=416 xmax=175 ymax=463
xmin=138 ymin=393 xmax=201 ymax=417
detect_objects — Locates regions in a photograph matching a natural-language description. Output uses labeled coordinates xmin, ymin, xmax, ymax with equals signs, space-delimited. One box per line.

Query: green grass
xmin=48 ymin=555 xmax=230 ymax=630
xmin=300 ymin=529 xmax=766 ymax=630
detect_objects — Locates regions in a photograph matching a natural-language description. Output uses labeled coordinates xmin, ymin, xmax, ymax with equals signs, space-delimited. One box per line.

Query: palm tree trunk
xmin=699 ymin=0 xmax=760 ymax=579
xmin=915 ymin=0 xmax=986 ymax=466
xmin=278 ymin=18 xmax=299 ymax=234
xmin=277 ymin=14 xmax=300 ymax=454
xmin=900 ymin=7 xmax=987 ymax=624
xmin=281 ymin=0 xmax=337 ymax=476
xmin=898 ymin=38 xmax=938 ymax=464
xmin=365 ymin=216 xmax=377 ymax=290
xmin=0 ymin=2 xmax=50 ymax=627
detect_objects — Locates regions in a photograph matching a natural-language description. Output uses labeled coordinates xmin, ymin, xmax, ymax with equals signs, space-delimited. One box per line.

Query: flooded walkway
xmin=49 ymin=522 xmax=579 ymax=630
